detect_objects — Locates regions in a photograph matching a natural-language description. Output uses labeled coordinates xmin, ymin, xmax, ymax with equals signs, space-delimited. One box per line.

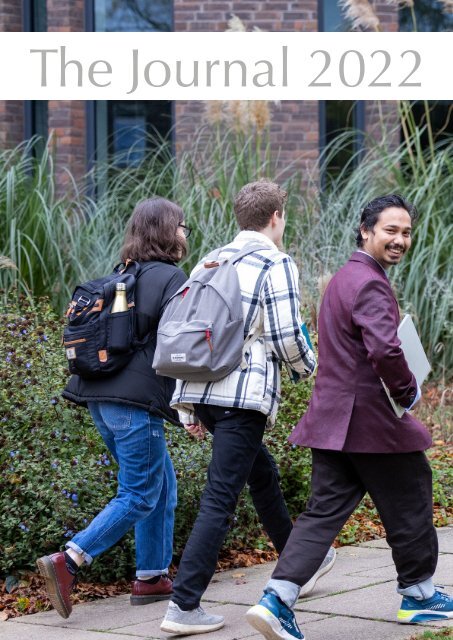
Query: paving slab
xmin=359 ymin=526 xmax=453 ymax=555
xmin=7 ymin=594 xmax=175 ymax=631
xmin=436 ymin=526 xmax=453 ymax=554
xmin=118 ymin=604 xmax=329 ymax=639
xmin=1 ymin=527 xmax=452 ymax=640
xmin=296 ymin=579 xmax=453 ymax=630
xmin=297 ymin=615 xmax=451 ymax=640
xmin=204 ymin=545 xmax=397 ymax=606
xmin=351 ymin=560 xmax=453 ymax=587
xmin=0 ymin=624 xmax=141 ymax=640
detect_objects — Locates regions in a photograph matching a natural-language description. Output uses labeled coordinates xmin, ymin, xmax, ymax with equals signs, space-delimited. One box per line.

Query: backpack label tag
xmin=66 ymin=347 xmax=76 ymax=360
xmin=171 ymin=353 xmax=186 ymax=363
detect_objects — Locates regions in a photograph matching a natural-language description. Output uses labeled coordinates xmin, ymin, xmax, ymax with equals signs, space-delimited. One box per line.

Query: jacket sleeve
xmin=135 ymin=266 xmax=187 ymax=337
xmin=262 ymin=256 xmax=316 ymax=377
xmin=352 ymin=279 xmax=417 ymax=407
xmin=159 ymin=268 xmax=188 ymax=318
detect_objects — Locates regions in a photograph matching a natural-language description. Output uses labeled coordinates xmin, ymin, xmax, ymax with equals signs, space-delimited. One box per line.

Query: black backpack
xmin=63 ymin=261 xmax=152 ymax=379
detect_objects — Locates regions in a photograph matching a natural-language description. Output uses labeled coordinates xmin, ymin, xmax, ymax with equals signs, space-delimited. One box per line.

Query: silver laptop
xmin=381 ymin=314 xmax=431 ymax=418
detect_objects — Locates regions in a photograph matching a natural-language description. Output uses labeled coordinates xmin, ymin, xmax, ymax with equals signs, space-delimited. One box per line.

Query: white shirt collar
xmin=234 ymin=230 xmax=278 ymax=251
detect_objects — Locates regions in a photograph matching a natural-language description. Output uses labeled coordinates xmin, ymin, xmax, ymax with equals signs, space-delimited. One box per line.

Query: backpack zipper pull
xmin=205 ymin=329 xmax=213 ymax=352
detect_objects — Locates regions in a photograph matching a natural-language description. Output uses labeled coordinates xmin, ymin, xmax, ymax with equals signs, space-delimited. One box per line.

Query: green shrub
xmin=0 ymin=294 xmax=314 ymax=581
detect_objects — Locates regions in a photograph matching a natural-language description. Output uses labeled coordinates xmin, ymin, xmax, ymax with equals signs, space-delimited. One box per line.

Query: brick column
xmin=47 ymin=0 xmax=86 ymax=193
xmin=173 ymin=1 xmax=319 ymax=184
xmin=0 ymin=0 xmax=24 ymax=149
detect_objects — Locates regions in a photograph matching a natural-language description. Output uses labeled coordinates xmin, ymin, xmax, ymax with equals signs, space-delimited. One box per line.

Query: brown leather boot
xmin=130 ymin=575 xmax=173 ymax=605
xmin=36 ymin=552 xmax=77 ymax=619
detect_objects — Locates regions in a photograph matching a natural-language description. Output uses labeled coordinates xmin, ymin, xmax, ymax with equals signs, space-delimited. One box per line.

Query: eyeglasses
xmin=179 ymin=224 xmax=192 ymax=238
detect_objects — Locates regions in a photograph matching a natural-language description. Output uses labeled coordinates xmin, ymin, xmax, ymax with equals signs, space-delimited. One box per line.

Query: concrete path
xmin=2 ymin=526 xmax=452 ymax=640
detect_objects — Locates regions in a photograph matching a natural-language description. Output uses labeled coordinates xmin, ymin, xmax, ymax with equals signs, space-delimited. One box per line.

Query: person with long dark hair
xmin=36 ymin=197 xmax=189 ymax=619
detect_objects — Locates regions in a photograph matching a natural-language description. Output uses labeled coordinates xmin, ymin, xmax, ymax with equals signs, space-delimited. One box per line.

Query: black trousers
xmin=172 ymin=405 xmax=293 ymax=610
xmin=272 ymin=448 xmax=438 ymax=589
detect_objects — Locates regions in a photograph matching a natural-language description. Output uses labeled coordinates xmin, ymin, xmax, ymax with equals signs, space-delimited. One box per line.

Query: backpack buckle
xmin=77 ymin=295 xmax=91 ymax=307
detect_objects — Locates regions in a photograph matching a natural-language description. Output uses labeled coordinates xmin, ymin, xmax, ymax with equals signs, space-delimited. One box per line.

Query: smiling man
xmin=246 ymin=194 xmax=453 ymax=640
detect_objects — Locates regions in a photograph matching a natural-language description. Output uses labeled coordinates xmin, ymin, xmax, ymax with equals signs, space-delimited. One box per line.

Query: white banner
xmin=0 ymin=32 xmax=451 ymax=100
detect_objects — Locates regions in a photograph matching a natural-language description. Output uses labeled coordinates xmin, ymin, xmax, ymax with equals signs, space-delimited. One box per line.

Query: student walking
xmin=246 ymin=194 xmax=453 ymax=640
xmin=36 ymin=198 xmax=189 ymax=618
xmin=160 ymin=180 xmax=326 ymax=636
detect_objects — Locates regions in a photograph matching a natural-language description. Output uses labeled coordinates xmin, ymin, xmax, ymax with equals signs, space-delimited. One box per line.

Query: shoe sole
xmin=299 ymin=549 xmax=337 ymax=598
xmin=160 ymin=619 xmax=225 ymax=635
xmin=398 ymin=609 xmax=453 ymax=623
xmin=130 ymin=593 xmax=172 ymax=606
xmin=36 ymin=556 xmax=71 ymax=619
xmin=246 ymin=605 xmax=305 ymax=640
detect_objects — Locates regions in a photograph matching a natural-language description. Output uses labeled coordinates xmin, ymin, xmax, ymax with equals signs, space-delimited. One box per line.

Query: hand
xmin=184 ymin=423 xmax=207 ymax=440
xmin=405 ymin=383 xmax=422 ymax=412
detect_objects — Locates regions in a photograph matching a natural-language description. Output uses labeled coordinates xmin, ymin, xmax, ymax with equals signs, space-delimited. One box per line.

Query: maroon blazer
xmin=290 ymin=252 xmax=432 ymax=453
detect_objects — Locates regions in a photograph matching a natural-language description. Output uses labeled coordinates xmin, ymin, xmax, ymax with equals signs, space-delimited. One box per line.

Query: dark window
xmin=403 ymin=101 xmax=453 ymax=148
xmin=23 ymin=0 xmax=47 ymax=31
xmin=400 ymin=3 xmax=453 ymax=151
xmin=86 ymin=0 xmax=173 ymax=174
xmin=94 ymin=0 xmax=172 ymax=31
xmin=23 ymin=1 xmax=48 ymax=155
xmin=318 ymin=0 xmax=350 ymax=32
xmin=319 ymin=1 xmax=365 ymax=183
xmin=400 ymin=0 xmax=453 ymax=32
xmin=96 ymin=101 xmax=172 ymax=168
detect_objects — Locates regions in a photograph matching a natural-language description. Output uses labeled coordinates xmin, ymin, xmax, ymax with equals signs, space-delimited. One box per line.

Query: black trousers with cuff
xmin=271 ymin=448 xmax=438 ymax=590
xmin=171 ymin=404 xmax=293 ymax=610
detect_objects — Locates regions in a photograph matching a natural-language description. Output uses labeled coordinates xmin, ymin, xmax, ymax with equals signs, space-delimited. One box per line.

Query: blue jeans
xmin=66 ymin=402 xmax=177 ymax=577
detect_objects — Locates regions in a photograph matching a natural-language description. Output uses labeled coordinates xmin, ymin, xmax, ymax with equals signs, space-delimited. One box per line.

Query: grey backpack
xmin=153 ymin=243 xmax=270 ymax=382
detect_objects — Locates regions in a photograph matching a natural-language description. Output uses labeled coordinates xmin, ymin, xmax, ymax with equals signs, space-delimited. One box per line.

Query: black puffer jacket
xmin=62 ymin=260 xmax=187 ymax=426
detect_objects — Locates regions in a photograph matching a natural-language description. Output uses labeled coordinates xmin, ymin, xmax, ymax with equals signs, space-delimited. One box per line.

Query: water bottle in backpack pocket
xmin=63 ymin=262 xmax=150 ymax=379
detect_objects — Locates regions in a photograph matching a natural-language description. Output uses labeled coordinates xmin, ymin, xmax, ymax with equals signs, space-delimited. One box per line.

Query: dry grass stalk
xmin=0 ymin=256 xmax=18 ymax=270
xmin=338 ymin=0 xmax=381 ymax=31
xmin=226 ymin=14 xmax=247 ymax=32
xmin=225 ymin=101 xmax=252 ymax=133
xmin=439 ymin=0 xmax=453 ymax=14
xmin=317 ymin=272 xmax=333 ymax=299
xmin=251 ymin=101 xmax=270 ymax=132
xmin=205 ymin=101 xmax=225 ymax=126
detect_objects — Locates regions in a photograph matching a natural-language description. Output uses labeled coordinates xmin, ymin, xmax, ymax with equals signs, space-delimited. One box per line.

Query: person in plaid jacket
xmin=160 ymin=181 xmax=322 ymax=636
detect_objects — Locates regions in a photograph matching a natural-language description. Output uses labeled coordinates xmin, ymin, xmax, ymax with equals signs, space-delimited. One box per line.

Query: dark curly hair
xmin=356 ymin=194 xmax=418 ymax=248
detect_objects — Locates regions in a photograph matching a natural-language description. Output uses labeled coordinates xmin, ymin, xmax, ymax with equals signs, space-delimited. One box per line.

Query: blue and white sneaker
xmin=246 ymin=592 xmax=305 ymax=640
xmin=397 ymin=589 xmax=453 ymax=623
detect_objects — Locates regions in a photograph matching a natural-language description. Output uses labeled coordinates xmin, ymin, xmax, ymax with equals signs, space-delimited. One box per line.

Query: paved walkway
xmin=2 ymin=527 xmax=452 ymax=640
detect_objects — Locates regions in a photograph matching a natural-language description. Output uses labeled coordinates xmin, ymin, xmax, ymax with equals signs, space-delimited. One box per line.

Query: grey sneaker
xmin=160 ymin=601 xmax=225 ymax=635
xmin=298 ymin=546 xmax=336 ymax=598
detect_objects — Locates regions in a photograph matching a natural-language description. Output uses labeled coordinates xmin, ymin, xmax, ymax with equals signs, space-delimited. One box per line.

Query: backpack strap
xmin=202 ymin=243 xmax=273 ymax=369
xmin=113 ymin=260 xmax=141 ymax=276
xmin=203 ymin=242 xmax=272 ymax=268
xmin=228 ymin=242 xmax=272 ymax=265
xmin=228 ymin=243 xmax=273 ymax=367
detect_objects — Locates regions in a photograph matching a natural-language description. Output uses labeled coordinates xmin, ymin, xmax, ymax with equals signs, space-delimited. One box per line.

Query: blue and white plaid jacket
xmin=171 ymin=230 xmax=316 ymax=427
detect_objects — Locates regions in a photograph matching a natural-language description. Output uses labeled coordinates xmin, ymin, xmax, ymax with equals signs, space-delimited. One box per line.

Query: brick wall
xmin=47 ymin=0 xmax=86 ymax=192
xmin=174 ymin=0 xmax=317 ymax=32
xmin=0 ymin=0 xmax=23 ymax=149
xmin=174 ymin=0 xmax=319 ymax=183
xmin=373 ymin=1 xmax=399 ymax=31
xmin=0 ymin=0 xmax=21 ymax=31
xmin=174 ymin=1 xmax=399 ymax=185
xmin=48 ymin=101 xmax=86 ymax=191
